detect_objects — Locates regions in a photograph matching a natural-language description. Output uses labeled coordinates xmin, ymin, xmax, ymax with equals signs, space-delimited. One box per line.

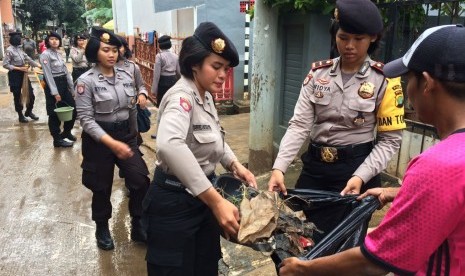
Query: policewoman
xmin=70 ymin=33 xmax=91 ymax=82
xmin=75 ymin=27 xmax=150 ymax=250
xmin=2 ymin=31 xmax=41 ymax=123
xmin=116 ymin=35 xmax=149 ymax=146
xmin=40 ymin=31 xmax=76 ymax=148
xmin=268 ymin=0 xmax=406 ymax=237
xmin=143 ymin=22 xmax=256 ymax=275
xmin=151 ymin=35 xmax=180 ymax=107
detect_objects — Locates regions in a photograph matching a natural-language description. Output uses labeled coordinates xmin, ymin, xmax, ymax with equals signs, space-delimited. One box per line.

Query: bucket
xmin=54 ymin=102 xmax=74 ymax=122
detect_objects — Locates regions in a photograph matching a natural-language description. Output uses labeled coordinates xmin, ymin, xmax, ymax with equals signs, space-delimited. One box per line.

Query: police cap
xmin=193 ymin=22 xmax=239 ymax=67
xmin=8 ymin=31 xmax=22 ymax=37
xmin=158 ymin=35 xmax=172 ymax=50
xmin=90 ymin=26 xmax=122 ymax=47
xmin=47 ymin=31 xmax=62 ymax=40
xmin=335 ymin=0 xmax=383 ymax=35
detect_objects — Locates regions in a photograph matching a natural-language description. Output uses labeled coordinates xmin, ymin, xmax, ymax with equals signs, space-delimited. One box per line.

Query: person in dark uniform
xmin=143 ymin=22 xmax=257 ymax=276
xmin=115 ymin=35 xmax=149 ymax=146
xmin=2 ymin=31 xmax=41 ymax=123
xmin=70 ymin=34 xmax=91 ymax=82
xmin=75 ymin=27 xmax=150 ymax=250
xmin=151 ymin=35 xmax=180 ymax=107
xmin=40 ymin=31 xmax=76 ymax=148
xmin=268 ymin=0 xmax=406 ymax=240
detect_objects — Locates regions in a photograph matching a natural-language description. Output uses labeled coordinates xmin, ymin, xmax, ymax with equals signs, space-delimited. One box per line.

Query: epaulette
xmin=312 ymin=59 xmax=333 ymax=71
xmin=371 ymin=61 xmax=384 ymax=73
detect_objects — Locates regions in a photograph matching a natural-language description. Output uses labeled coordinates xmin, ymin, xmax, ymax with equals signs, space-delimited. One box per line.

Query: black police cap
xmin=193 ymin=22 xmax=239 ymax=67
xmin=90 ymin=26 xmax=122 ymax=47
xmin=158 ymin=35 xmax=172 ymax=50
xmin=47 ymin=31 xmax=62 ymax=40
xmin=8 ymin=31 xmax=22 ymax=37
xmin=335 ymin=0 xmax=383 ymax=35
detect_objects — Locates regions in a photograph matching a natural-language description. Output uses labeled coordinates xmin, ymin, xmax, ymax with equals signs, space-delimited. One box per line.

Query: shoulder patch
xmin=312 ymin=59 xmax=333 ymax=71
xmin=371 ymin=62 xmax=384 ymax=73
xmin=76 ymin=84 xmax=85 ymax=94
xmin=180 ymin=97 xmax=192 ymax=112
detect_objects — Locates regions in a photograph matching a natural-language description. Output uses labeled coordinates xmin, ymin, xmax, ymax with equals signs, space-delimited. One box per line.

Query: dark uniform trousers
xmin=44 ymin=75 xmax=76 ymax=140
xmin=81 ymin=129 xmax=149 ymax=221
xmin=72 ymin=67 xmax=90 ymax=82
xmin=8 ymin=70 xmax=35 ymax=113
xmin=156 ymin=75 xmax=178 ymax=108
xmin=295 ymin=142 xmax=380 ymax=244
xmin=143 ymin=170 xmax=221 ymax=276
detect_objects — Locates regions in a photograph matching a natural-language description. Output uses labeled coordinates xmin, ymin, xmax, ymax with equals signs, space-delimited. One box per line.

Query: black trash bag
xmin=272 ymin=188 xmax=379 ymax=272
xmin=137 ymin=104 xmax=151 ymax=133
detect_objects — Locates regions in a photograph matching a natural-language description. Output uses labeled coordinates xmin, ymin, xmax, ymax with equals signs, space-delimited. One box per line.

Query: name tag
xmin=94 ymin=87 xmax=107 ymax=92
xmin=193 ymin=124 xmax=212 ymax=131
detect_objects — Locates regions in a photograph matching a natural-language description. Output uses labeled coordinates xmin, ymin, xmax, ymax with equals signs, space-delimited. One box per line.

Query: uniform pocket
xmin=94 ymin=92 xmax=114 ymax=114
xmin=192 ymin=130 xmax=217 ymax=144
xmin=348 ymin=97 xmax=376 ymax=112
xmin=81 ymin=161 xmax=100 ymax=191
xmin=309 ymin=92 xmax=332 ymax=106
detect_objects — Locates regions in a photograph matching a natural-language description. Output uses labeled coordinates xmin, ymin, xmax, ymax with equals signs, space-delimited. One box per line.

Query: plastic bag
xmin=271 ymin=188 xmax=379 ymax=269
xmin=137 ymin=104 xmax=151 ymax=133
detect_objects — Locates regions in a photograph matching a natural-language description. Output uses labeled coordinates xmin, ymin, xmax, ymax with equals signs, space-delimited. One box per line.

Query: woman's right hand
xmin=211 ymin=198 xmax=240 ymax=239
xmin=110 ymin=140 xmax=134 ymax=159
xmin=268 ymin=169 xmax=287 ymax=196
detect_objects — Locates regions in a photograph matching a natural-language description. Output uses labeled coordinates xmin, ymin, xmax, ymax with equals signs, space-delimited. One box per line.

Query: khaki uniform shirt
xmin=70 ymin=46 xmax=88 ymax=68
xmin=39 ymin=48 xmax=73 ymax=96
xmin=151 ymin=50 xmax=180 ymax=95
xmin=3 ymin=45 xmax=40 ymax=70
xmin=75 ymin=67 xmax=138 ymax=141
xmin=273 ymin=56 xmax=406 ymax=184
xmin=156 ymin=76 xmax=237 ymax=196
xmin=116 ymin=59 xmax=148 ymax=96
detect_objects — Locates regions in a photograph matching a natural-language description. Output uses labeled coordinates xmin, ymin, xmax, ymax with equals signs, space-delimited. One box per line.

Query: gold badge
xmin=211 ymin=38 xmax=225 ymax=54
xmin=315 ymin=91 xmax=324 ymax=98
xmin=321 ymin=147 xmax=338 ymax=163
xmin=358 ymin=81 xmax=375 ymax=99
xmin=100 ymin=33 xmax=110 ymax=43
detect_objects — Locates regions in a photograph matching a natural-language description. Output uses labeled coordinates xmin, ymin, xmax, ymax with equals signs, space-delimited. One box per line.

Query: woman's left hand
xmin=137 ymin=94 xmax=148 ymax=109
xmin=230 ymin=161 xmax=257 ymax=188
xmin=340 ymin=175 xmax=363 ymax=195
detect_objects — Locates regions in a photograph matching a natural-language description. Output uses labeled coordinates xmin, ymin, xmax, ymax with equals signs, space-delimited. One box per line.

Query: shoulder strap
xmin=371 ymin=61 xmax=384 ymax=73
xmin=312 ymin=59 xmax=333 ymax=71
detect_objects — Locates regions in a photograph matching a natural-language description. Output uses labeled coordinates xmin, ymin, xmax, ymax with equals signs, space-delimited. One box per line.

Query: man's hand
xmin=357 ymin=187 xmax=399 ymax=208
xmin=268 ymin=169 xmax=287 ymax=195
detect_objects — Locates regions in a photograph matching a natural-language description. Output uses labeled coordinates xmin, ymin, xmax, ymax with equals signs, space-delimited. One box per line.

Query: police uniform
xmin=143 ymin=22 xmax=239 ymax=276
xmin=151 ymin=35 xmax=180 ymax=107
xmin=70 ymin=42 xmax=91 ymax=81
xmin=2 ymin=32 xmax=40 ymax=122
xmin=40 ymin=32 xmax=76 ymax=146
xmin=75 ymin=27 xmax=150 ymax=250
xmin=272 ymin=0 xmax=406 ymax=241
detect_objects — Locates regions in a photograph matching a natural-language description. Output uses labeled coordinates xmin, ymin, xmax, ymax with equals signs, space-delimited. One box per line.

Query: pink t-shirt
xmin=361 ymin=131 xmax=465 ymax=275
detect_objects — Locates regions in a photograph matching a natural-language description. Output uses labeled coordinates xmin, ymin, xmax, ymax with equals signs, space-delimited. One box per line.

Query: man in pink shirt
xmin=279 ymin=24 xmax=465 ymax=276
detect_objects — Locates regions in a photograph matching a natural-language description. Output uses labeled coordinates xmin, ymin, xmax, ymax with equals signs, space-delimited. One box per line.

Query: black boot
xmin=53 ymin=138 xmax=74 ymax=148
xmin=24 ymin=110 xmax=39 ymax=120
xmin=60 ymin=131 xmax=77 ymax=141
xmin=95 ymin=221 xmax=114 ymax=250
xmin=18 ymin=112 xmax=28 ymax=123
xmin=131 ymin=217 xmax=147 ymax=243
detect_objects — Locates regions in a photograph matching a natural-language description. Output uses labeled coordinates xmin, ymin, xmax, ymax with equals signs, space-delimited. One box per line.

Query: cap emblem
xmin=101 ymin=33 xmax=110 ymax=43
xmin=211 ymin=38 xmax=225 ymax=54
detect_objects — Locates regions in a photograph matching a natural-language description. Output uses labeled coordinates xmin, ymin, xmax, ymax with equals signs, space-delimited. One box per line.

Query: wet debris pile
xmin=218 ymin=185 xmax=320 ymax=257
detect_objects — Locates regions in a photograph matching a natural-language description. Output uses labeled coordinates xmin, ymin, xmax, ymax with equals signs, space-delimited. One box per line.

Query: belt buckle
xmin=320 ymin=147 xmax=338 ymax=163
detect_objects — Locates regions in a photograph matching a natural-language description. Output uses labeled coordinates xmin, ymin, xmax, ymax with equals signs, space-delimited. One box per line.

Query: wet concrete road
xmin=0 ymin=69 xmax=281 ymax=275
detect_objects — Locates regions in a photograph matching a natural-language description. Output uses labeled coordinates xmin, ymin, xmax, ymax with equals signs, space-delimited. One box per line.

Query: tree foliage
xmin=57 ymin=0 xmax=87 ymax=35
xmin=82 ymin=0 xmax=113 ymax=25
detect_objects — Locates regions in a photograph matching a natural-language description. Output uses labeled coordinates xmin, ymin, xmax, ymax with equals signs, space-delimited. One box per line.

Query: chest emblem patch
xmin=77 ymin=84 xmax=85 ymax=94
xmin=358 ymin=81 xmax=375 ymax=99
xmin=317 ymin=78 xmax=329 ymax=85
xmin=180 ymin=97 xmax=192 ymax=112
